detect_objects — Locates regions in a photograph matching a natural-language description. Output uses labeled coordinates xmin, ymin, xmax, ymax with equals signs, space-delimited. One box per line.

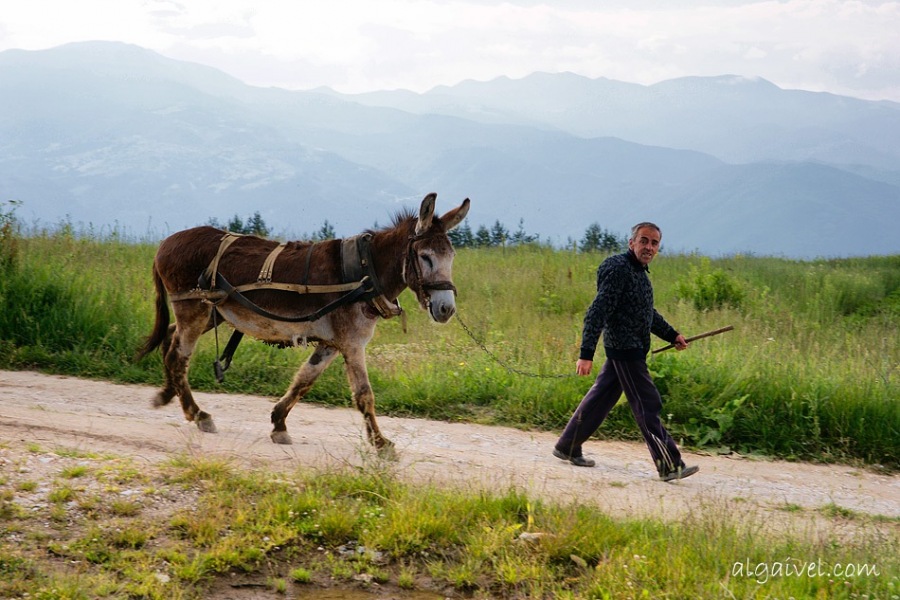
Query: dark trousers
xmin=555 ymin=357 xmax=683 ymax=474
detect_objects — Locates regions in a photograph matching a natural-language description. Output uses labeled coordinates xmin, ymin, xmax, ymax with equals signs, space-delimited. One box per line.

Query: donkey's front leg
xmin=270 ymin=344 xmax=339 ymax=445
xmin=342 ymin=346 xmax=393 ymax=453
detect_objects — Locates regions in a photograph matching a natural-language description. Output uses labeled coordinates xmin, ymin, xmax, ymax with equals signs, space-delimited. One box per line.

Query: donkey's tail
xmin=135 ymin=262 xmax=170 ymax=361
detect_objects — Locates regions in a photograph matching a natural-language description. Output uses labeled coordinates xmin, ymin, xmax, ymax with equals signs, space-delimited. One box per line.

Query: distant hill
xmin=1 ymin=41 xmax=899 ymax=257
xmin=346 ymin=72 xmax=900 ymax=170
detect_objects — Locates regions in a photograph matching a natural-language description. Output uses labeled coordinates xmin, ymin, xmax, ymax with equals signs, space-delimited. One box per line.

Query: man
xmin=553 ymin=222 xmax=699 ymax=482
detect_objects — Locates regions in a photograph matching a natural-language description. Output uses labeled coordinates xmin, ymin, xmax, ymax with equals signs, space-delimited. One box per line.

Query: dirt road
xmin=1 ymin=369 xmax=897 ymax=535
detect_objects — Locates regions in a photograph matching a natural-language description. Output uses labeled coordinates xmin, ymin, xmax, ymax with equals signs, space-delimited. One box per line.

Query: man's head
xmin=628 ymin=222 xmax=661 ymax=266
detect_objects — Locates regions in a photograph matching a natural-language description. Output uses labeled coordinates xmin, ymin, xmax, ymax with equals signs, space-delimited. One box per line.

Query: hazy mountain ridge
xmin=348 ymin=71 xmax=900 ymax=169
xmin=1 ymin=41 xmax=898 ymax=257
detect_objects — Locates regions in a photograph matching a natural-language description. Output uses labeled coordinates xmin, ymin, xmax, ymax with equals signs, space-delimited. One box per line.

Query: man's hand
xmin=576 ymin=358 xmax=593 ymax=376
xmin=674 ymin=334 xmax=689 ymax=351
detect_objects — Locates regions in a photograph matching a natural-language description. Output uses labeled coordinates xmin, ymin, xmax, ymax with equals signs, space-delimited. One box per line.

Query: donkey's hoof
xmin=196 ymin=416 xmax=217 ymax=433
xmin=376 ymin=440 xmax=397 ymax=461
xmin=152 ymin=391 xmax=172 ymax=408
xmin=271 ymin=431 xmax=293 ymax=445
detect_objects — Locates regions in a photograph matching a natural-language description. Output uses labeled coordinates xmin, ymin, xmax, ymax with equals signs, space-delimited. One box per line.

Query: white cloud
xmin=1 ymin=0 xmax=899 ymax=101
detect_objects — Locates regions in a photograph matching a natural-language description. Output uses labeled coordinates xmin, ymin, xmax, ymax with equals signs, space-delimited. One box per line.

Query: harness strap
xmin=169 ymin=288 xmax=229 ymax=303
xmin=257 ymin=242 xmax=286 ymax=283
xmin=234 ymin=280 xmax=365 ymax=295
xmin=347 ymin=232 xmax=405 ymax=320
xmin=205 ymin=232 xmax=243 ymax=289
xmin=169 ymin=279 xmax=368 ymax=302
xmin=303 ymin=243 xmax=315 ymax=287
xmin=423 ymin=281 xmax=458 ymax=293
xmin=370 ymin=294 xmax=407 ymax=332
xmin=214 ymin=329 xmax=244 ymax=383
xmin=341 ymin=235 xmax=366 ymax=283
xmin=212 ymin=272 xmax=375 ymax=323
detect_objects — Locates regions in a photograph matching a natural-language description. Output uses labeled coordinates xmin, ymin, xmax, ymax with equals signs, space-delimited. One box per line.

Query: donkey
xmin=137 ymin=193 xmax=470 ymax=451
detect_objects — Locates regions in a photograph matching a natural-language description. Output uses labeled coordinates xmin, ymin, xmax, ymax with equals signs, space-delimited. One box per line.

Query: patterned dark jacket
xmin=579 ymin=250 xmax=679 ymax=362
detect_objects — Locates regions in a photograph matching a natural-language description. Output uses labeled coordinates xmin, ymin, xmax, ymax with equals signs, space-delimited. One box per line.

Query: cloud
xmin=2 ymin=0 xmax=899 ymax=101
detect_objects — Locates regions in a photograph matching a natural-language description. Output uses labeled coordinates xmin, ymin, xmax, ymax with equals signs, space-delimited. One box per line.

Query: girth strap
xmin=233 ymin=280 xmax=365 ymax=295
xmin=211 ymin=272 xmax=375 ymax=323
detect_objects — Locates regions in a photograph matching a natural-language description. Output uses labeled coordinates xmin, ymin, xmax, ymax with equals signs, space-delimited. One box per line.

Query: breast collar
xmin=341 ymin=233 xmax=403 ymax=321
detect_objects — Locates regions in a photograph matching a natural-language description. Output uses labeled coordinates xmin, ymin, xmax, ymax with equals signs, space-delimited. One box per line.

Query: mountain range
xmin=1 ymin=41 xmax=899 ymax=257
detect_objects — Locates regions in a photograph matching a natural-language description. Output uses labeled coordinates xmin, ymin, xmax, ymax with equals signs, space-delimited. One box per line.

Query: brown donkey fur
xmin=137 ymin=194 xmax=470 ymax=451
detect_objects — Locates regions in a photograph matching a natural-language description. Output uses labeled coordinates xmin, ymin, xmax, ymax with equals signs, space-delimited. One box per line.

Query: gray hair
xmin=629 ymin=222 xmax=661 ymax=242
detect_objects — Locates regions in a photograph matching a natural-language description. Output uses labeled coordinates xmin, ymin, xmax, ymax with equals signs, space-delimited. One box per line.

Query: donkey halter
xmin=404 ymin=233 xmax=457 ymax=308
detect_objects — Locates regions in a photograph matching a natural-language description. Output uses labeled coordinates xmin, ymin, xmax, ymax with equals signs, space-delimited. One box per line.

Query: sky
xmin=2 ymin=0 xmax=900 ymax=102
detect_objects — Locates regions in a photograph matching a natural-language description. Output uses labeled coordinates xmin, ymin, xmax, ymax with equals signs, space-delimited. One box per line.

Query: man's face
xmin=629 ymin=227 xmax=661 ymax=266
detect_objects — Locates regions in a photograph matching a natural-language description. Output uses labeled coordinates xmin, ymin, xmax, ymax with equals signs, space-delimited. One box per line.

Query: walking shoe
xmin=553 ymin=448 xmax=596 ymax=468
xmin=659 ymin=464 xmax=699 ymax=482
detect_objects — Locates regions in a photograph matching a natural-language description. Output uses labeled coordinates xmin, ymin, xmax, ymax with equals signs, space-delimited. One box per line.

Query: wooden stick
xmin=652 ymin=325 xmax=735 ymax=354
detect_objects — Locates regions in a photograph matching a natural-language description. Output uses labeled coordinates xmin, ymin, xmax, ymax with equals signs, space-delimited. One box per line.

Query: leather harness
xmin=170 ymin=230 xmax=444 ymax=381
xmin=170 ymin=231 xmax=404 ymax=319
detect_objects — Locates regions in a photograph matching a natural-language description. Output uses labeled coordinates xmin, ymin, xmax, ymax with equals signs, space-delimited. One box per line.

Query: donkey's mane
xmin=391 ymin=208 xmax=417 ymax=227
xmin=365 ymin=208 xmax=416 ymax=236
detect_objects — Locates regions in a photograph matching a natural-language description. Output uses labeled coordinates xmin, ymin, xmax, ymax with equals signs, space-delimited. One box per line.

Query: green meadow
xmin=1 ymin=210 xmax=899 ymax=598
xmin=1 ymin=219 xmax=897 ymax=469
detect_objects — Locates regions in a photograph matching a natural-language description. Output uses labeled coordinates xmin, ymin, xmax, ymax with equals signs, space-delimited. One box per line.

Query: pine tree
xmin=313 ymin=220 xmax=336 ymax=241
xmin=580 ymin=223 xmax=623 ymax=253
xmin=489 ymin=220 xmax=509 ymax=247
xmin=448 ymin=220 xmax=475 ymax=247
xmin=246 ymin=211 xmax=271 ymax=237
xmin=509 ymin=218 xmax=538 ymax=246
xmin=474 ymin=225 xmax=492 ymax=248
xmin=227 ymin=214 xmax=245 ymax=234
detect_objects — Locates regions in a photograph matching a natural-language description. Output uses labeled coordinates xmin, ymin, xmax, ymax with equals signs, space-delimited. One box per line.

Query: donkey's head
xmin=406 ymin=193 xmax=470 ymax=323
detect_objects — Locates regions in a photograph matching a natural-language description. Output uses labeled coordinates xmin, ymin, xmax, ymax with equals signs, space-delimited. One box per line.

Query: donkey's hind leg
xmin=270 ymin=344 xmax=339 ymax=445
xmin=152 ymin=324 xmax=178 ymax=407
xmin=342 ymin=345 xmax=393 ymax=453
xmin=162 ymin=301 xmax=217 ymax=433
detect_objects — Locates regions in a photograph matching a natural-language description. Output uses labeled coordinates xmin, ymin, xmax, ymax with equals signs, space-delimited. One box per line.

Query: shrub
xmin=0 ymin=201 xmax=20 ymax=275
xmin=676 ymin=257 xmax=745 ymax=311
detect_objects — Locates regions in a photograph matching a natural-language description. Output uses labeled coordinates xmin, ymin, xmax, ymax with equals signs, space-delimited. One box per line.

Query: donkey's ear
xmin=415 ymin=193 xmax=437 ymax=236
xmin=440 ymin=198 xmax=470 ymax=231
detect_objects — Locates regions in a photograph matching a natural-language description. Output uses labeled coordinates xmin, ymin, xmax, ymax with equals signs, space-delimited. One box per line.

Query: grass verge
xmin=1 ymin=445 xmax=897 ymax=599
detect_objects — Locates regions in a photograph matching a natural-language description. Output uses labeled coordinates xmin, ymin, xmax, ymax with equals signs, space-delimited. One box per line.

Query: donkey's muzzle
xmin=428 ymin=289 xmax=457 ymax=323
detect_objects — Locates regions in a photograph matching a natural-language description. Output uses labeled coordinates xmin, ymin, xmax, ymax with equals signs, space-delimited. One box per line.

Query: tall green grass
xmin=1 ymin=224 xmax=898 ymax=468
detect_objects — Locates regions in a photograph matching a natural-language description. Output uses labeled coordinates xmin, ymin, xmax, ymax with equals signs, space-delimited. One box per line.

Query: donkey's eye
xmin=420 ymin=254 xmax=434 ymax=269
